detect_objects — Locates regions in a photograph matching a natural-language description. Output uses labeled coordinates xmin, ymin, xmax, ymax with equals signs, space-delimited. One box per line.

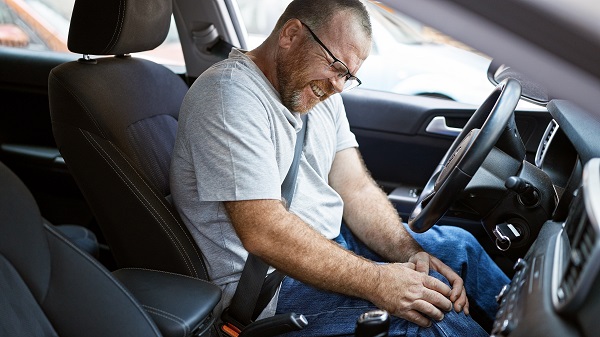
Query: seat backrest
xmin=0 ymin=161 xmax=162 ymax=337
xmin=48 ymin=0 xmax=208 ymax=279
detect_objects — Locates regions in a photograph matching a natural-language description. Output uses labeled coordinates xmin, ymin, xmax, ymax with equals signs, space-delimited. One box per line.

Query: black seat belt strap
xmin=226 ymin=114 xmax=308 ymax=327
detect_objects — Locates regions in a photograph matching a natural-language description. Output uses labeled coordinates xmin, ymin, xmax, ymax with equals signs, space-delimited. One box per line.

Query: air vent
xmin=558 ymin=211 xmax=595 ymax=302
xmin=555 ymin=158 xmax=600 ymax=312
xmin=535 ymin=120 xmax=559 ymax=167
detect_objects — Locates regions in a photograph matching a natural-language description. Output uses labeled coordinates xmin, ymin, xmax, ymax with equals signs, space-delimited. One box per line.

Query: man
xmin=170 ymin=0 xmax=509 ymax=335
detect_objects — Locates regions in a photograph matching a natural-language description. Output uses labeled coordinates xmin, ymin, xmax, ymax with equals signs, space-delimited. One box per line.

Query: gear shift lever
xmin=355 ymin=310 xmax=390 ymax=337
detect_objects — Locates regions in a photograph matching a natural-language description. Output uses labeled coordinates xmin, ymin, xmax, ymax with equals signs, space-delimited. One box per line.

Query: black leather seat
xmin=47 ymin=0 xmax=307 ymax=335
xmin=48 ymin=0 xmax=207 ymax=279
xmin=0 ymin=160 xmax=221 ymax=337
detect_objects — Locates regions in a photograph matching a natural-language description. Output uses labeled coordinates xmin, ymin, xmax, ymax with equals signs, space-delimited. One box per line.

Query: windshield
xmin=368 ymin=3 xmax=424 ymax=45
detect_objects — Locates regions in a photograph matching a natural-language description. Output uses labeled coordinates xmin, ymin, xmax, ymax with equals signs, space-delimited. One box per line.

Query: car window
xmin=367 ymin=4 xmax=422 ymax=45
xmin=0 ymin=0 xmax=184 ymax=67
xmin=235 ymin=0 xmax=495 ymax=105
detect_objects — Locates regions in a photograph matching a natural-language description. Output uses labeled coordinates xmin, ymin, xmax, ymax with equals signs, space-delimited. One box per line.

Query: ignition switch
xmin=493 ymin=222 xmax=524 ymax=251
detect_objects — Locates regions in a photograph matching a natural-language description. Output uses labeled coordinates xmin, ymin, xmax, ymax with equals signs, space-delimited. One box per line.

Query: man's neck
xmin=246 ymin=41 xmax=280 ymax=93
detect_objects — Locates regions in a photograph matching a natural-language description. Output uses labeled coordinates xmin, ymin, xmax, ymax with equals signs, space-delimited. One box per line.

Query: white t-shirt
xmin=170 ymin=48 xmax=358 ymax=316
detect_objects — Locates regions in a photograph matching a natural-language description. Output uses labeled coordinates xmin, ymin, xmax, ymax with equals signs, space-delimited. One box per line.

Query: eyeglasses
xmin=300 ymin=22 xmax=362 ymax=92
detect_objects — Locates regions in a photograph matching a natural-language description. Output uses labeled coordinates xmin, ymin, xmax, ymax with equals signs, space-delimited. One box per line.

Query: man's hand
xmin=372 ymin=262 xmax=454 ymax=327
xmin=408 ymin=252 xmax=469 ymax=315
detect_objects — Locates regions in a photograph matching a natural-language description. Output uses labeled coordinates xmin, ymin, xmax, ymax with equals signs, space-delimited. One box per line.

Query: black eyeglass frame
xmin=300 ymin=21 xmax=362 ymax=91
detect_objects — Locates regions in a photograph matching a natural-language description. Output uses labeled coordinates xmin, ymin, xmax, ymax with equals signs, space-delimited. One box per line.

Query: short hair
xmin=273 ymin=0 xmax=371 ymax=39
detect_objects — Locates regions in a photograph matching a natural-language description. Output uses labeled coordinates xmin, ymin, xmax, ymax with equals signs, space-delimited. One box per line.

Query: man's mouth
xmin=310 ymin=83 xmax=325 ymax=98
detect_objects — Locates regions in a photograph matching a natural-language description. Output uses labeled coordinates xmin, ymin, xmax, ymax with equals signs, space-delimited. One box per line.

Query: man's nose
xmin=329 ymin=76 xmax=345 ymax=93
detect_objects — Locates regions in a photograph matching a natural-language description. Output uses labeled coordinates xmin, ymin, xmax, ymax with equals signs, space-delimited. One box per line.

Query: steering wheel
xmin=408 ymin=78 xmax=522 ymax=233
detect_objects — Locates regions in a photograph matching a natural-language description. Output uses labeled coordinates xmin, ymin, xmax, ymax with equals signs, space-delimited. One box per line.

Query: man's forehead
xmin=318 ymin=11 xmax=371 ymax=65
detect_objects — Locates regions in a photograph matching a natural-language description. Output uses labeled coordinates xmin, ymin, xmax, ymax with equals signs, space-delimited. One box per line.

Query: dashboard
xmin=491 ymin=110 xmax=600 ymax=337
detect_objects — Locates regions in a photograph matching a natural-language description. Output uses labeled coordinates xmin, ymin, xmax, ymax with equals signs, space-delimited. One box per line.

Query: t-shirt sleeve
xmin=179 ymin=69 xmax=282 ymax=202
xmin=333 ymin=95 xmax=359 ymax=152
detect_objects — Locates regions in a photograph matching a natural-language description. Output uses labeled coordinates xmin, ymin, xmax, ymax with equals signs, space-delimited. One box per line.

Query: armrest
xmin=113 ymin=268 xmax=221 ymax=337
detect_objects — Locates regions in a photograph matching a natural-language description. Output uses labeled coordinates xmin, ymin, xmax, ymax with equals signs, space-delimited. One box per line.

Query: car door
xmin=0 ymin=47 xmax=86 ymax=226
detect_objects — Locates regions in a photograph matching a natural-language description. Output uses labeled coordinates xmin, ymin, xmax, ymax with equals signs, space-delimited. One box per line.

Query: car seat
xmin=0 ymin=159 xmax=222 ymax=337
xmin=47 ymin=0 xmax=305 ymax=335
xmin=48 ymin=0 xmax=206 ymax=280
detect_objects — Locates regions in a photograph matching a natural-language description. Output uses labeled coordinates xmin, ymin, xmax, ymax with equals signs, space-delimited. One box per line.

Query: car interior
xmin=1 ymin=0 xmax=600 ymax=336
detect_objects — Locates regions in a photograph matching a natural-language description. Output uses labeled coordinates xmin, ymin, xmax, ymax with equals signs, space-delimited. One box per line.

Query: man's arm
xmin=224 ymin=198 xmax=454 ymax=327
xmin=328 ymin=148 xmax=421 ymax=262
xmin=328 ymin=147 xmax=469 ymax=314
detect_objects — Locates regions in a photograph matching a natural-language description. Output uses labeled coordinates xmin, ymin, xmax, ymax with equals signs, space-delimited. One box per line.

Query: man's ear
xmin=278 ymin=19 xmax=303 ymax=49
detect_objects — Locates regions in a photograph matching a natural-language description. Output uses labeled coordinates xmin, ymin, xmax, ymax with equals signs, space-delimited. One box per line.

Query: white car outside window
xmin=0 ymin=0 xmax=184 ymax=67
xmin=236 ymin=0 xmax=495 ymax=105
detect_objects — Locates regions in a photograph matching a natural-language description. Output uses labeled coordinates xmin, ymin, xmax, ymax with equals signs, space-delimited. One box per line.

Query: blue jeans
xmin=275 ymin=224 xmax=510 ymax=336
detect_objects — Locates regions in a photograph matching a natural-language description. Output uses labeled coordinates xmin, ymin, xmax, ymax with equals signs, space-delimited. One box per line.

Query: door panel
xmin=0 ymin=47 xmax=92 ymax=227
xmin=343 ymin=88 xmax=552 ymax=185
xmin=342 ymin=88 xmax=553 ymax=220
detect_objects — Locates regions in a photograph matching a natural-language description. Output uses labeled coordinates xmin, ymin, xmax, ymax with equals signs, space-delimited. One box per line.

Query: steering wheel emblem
xmin=447 ymin=145 xmax=461 ymax=166
xmin=435 ymin=128 xmax=480 ymax=191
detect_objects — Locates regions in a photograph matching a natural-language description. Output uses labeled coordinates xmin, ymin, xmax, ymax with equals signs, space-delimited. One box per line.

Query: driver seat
xmin=48 ymin=0 xmax=207 ymax=279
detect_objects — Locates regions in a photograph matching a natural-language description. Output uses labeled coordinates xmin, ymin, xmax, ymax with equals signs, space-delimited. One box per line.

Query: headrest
xmin=67 ymin=0 xmax=172 ymax=55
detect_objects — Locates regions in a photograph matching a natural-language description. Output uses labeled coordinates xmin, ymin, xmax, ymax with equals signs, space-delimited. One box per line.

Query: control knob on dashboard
xmin=513 ymin=258 xmax=527 ymax=271
xmin=496 ymin=319 xmax=516 ymax=336
xmin=495 ymin=284 xmax=510 ymax=304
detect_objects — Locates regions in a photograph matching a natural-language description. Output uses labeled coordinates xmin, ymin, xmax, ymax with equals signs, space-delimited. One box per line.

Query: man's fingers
xmin=403 ymin=308 xmax=434 ymax=328
xmin=448 ymin=277 xmax=463 ymax=300
xmin=446 ymin=276 xmax=468 ymax=314
xmin=415 ymin=259 xmax=429 ymax=274
xmin=423 ymin=274 xmax=452 ymax=297
xmin=409 ymin=252 xmax=431 ymax=274
xmin=423 ymin=286 xmax=453 ymax=313
xmin=463 ymin=296 xmax=470 ymax=315
xmin=428 ymin=256 xmax=471 ymax=314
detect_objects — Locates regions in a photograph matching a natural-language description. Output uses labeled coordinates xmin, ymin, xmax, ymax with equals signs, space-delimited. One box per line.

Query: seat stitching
xmin=105 ymin=136 xmax=205 ymax=277
xmin=108 ymin=137 xmax=208 ymax=278
xmin=117 ymin=267 xmax=216 ymax=285
xmin=81 ymin=130 xmax=196 ymax=276
xmin=110 ymin=132 xmax=206 ymax=262
xmin=103 ymin=0 xmax=126 ymax=54
xmin=49 ymin=73 xmax=106 ymax=138
xmin=82 ymin=131 xmax=194 ymax=275
xmin=141 ymin=305 xmax=189 ymax=337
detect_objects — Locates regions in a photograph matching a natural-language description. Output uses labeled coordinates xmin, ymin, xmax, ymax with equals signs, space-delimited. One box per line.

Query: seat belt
xmin=224 ymin=113 xmax=308 ymax=329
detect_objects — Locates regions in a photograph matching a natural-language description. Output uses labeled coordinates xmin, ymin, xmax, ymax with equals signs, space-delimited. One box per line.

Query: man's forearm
xmin=341 ymin=177 xmax=423 ymax=263
xmin=327 ymin=148 xmax=422 ymax=262
xmin=225 ymin=199 xmax=384 ymax=303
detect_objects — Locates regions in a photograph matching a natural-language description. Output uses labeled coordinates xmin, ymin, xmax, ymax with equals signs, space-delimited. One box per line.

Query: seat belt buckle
xmin=220 ymin=308 xmax=246 ymax=337
xmin=220 ymin=322 xmax=241 ymax=337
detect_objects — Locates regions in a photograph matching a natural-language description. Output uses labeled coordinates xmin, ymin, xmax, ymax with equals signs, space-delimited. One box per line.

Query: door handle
xmin=425 ymin=116 xmax=462 ymax=136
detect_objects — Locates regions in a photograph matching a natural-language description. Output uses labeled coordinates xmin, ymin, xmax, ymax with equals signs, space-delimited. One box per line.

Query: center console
xmin=491 ymin=158 xmax=600 ymax=337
